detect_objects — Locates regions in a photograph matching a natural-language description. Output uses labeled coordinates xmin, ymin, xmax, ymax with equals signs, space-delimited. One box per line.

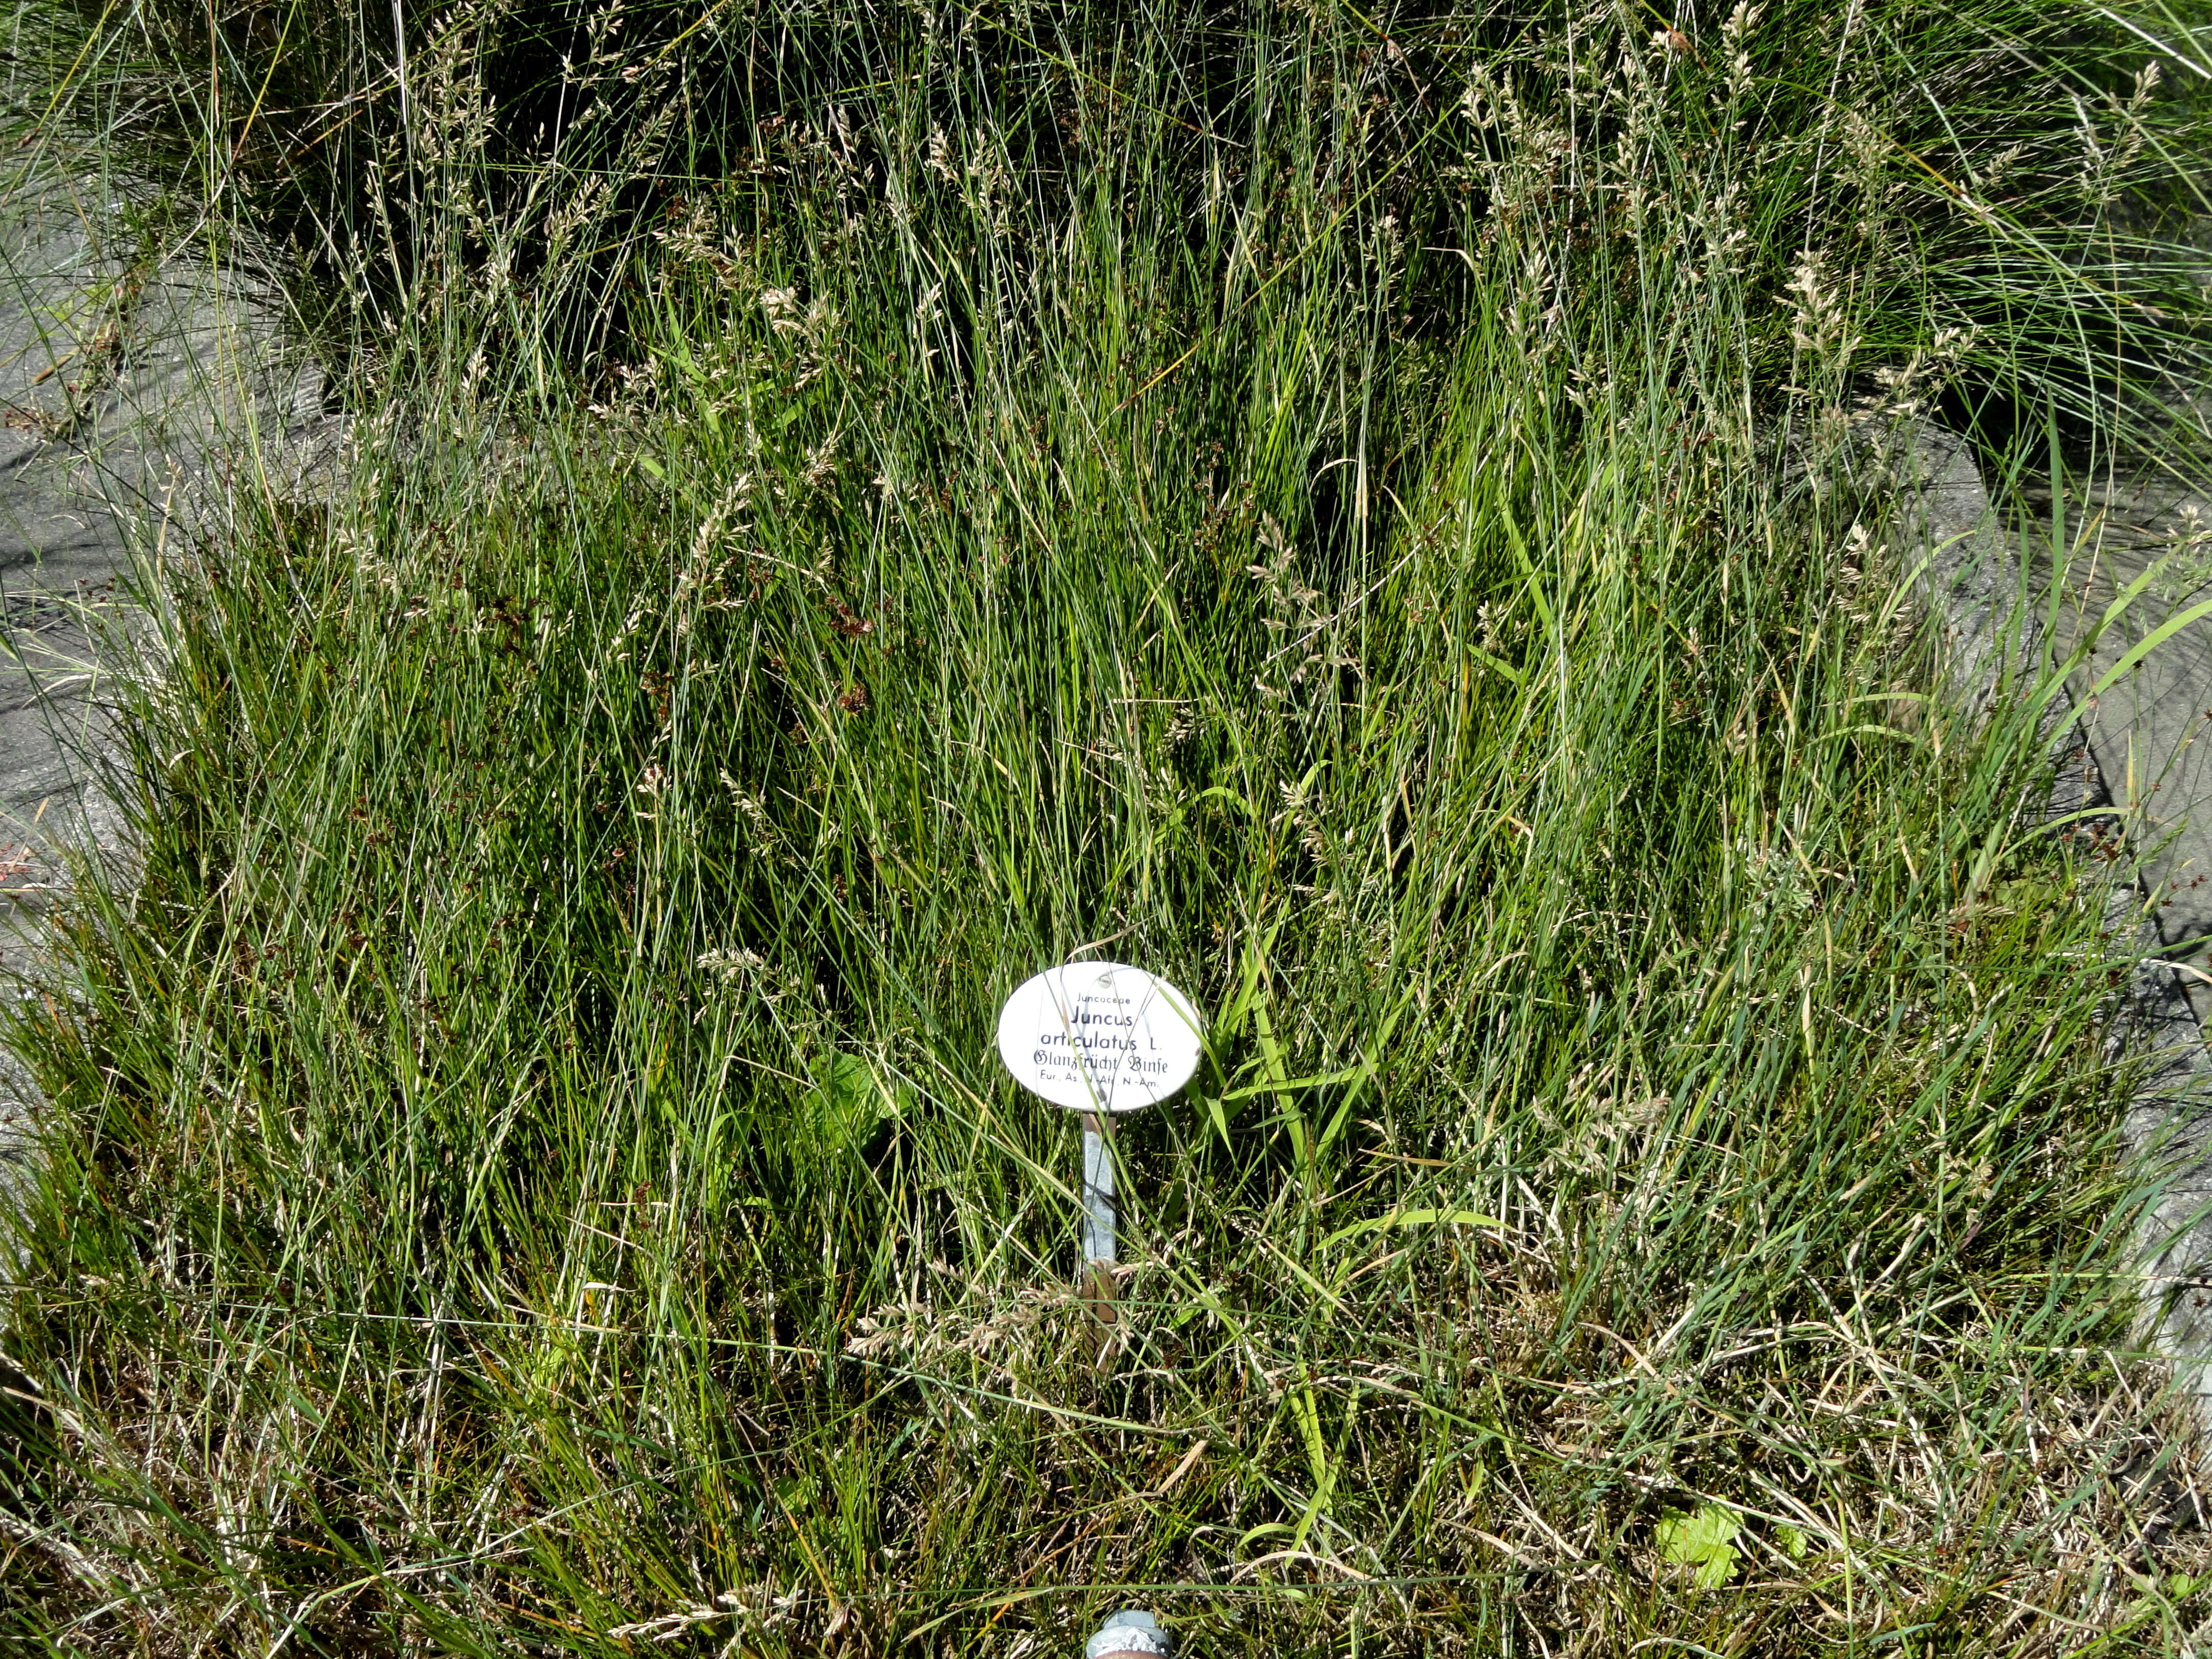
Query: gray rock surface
xmin=2116 ymin=925 xmax=2212 ymax=1406
xmin=0 ymin=169 xmax=333 ymax=1187
xmin=1899 ymin=423 xmax=2040 ymax=716
xmin=1897 ymin=413 xmax=2212 ymax=1405
xmin=2048 ymin=474 xmax=2212 ymax=975
xmin=2044 ymin=469 xmax=2212 ymax=1406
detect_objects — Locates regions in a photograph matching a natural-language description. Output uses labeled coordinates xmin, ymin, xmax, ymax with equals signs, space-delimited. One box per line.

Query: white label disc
xmin=994 ymin=961 xmax=1204 ymax=1113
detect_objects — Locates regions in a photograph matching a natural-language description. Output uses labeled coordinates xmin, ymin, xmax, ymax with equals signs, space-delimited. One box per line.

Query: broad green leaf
xmin=1654 ymin=1504 xmax=1740 ymax=1589
xmin=804 ymin=1053 xmax=883 ymax=1158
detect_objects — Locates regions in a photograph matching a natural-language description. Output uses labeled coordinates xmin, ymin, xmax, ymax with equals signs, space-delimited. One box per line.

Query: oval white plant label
xmin=995 ymin=961 xmax=1203 ymax=1113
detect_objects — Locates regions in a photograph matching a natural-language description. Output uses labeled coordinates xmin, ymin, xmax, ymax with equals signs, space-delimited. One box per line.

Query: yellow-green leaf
xmin=1654 ymin=1504 xmax=1740 ymax=1589
xmin=1321 ymin=1209 xmax=1504 ymax=1250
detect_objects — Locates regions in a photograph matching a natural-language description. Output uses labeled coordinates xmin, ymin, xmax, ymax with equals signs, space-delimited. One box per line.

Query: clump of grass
xmin=2 ymin=1 xmax=2211 ymax=1654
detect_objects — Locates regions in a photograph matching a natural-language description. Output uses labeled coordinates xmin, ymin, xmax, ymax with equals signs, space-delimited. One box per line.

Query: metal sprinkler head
xmin=1086 ymin=1607 xmax=1173 ymax=1659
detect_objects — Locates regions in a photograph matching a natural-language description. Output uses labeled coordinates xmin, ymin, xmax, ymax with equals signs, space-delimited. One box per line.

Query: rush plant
xmin=2 ymin=2 xmax=2210 ymax=1654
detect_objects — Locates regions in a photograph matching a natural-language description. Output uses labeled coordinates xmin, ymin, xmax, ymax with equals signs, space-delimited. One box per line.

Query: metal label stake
xmin=1081 ymin=1112 xmax=1116 ymax=1265
xmin=1079 ymin=1111 xmax=1119 ymax=1327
